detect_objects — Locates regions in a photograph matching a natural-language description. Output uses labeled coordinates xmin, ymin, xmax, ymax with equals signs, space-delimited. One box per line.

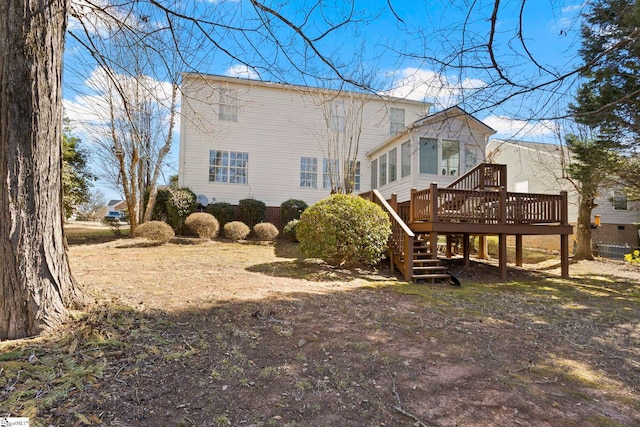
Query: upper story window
xmin=329 ymin=100 xmax=346 ymax=132
xmin=209 ymin=150 xmax=248 ymax=184
xmin=218 ymin=89 xmax=239 ymax=121
xmin=390 ymin=108 xmax=405 ymax=135
xmin=300 ymin=157 xmax=318 ymax=188
xmin=612 ymin=190 xmax=628 ymax=210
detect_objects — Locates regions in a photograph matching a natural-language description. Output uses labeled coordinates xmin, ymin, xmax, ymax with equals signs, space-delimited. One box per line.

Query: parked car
xmin=104 ymin=211 xmax=126 ymax=222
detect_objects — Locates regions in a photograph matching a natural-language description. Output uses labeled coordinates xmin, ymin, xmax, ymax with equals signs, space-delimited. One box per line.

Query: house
xmin=106 ymin=199 xmax=127 ymax=212
xmin=179 ymin=74 xmax=572 ymax=281
xmin=179 ymin=74 xmax=496 ymax=209
xmin=487 ymin=139 xmax=640 ymax=252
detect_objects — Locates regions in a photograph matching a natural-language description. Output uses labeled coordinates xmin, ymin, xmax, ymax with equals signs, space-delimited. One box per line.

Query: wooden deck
xmin=361 ymin=164 xmax=573 ymax=282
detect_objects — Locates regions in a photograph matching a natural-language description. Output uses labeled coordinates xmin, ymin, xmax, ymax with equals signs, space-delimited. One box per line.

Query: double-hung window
xmin=388 ymin=148 xmax=398 ymax=183
xmin=323 ymin=158 xmax=340 ymax=190
xmin=379 ymin=153 xmax=387 ymax=186
xmin=300 ymin=157 xmax=318 ymax=188
xmin=349 ymin=160 xmax=361 ymax=191
xmin=209 ymin=150 xmax=248 ymax=184
xmin=419 ymin=138 xmax=438 ymax=175
xmin=401 ymin=141 xmax=411 ymax=177
xmin=612 ymin=190 xmax=628 ymax=210
xmin=390 ymin=108 xmax=405 ymax=135
xmin=371 ymin=158 xmax=378 ymax=189
xmin=442 ymin=140 xmax=460 ymax=176
xmin=218 ymin=89 xmax=239 ymax=121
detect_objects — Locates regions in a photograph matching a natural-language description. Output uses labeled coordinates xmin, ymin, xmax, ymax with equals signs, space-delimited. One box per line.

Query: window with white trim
xmin=401 ymin=141 xmax=411 ymax=177
xmin=379 ymin=153 xmax=387 ymax=186
xmin=209 ymin=150 xmax=248 ymax=184
xmin=464 ymin=148 xmax=478 ymax=172
xmin=442 ymin=139 xmax=460 ymax=176
xmin=612 ymin=190 xmax=628 ymax=210
xmin=323 ymin=158 xmax=340 ymax=190
xmin=218 ymin=89 xmax=239 ymax=121
xmin=390 ymin=108 xmax=405 ymax=135
xmin=371 ymin=158 xmax=378 ymax=189
xmin=389 ymin=147 xmax=398 ymax=183
xmin=349 ymin=160 xmax=361 ymax=191
xmin=300 ymin=157 xmax=318 ymax=188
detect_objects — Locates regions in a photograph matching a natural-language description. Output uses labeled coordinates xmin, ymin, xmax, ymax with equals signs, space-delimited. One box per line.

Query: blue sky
xmin=62 ymin=0 xmax=587 ymax=201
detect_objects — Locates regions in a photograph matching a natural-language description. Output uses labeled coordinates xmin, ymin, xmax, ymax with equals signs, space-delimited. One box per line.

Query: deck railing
xmin=411 ymin=184 xmax=568 ymax=225
xmin=360 ymin=190 xmax=414 ymax=280
xmin=447 ymin=163 xmax=507 ymax=190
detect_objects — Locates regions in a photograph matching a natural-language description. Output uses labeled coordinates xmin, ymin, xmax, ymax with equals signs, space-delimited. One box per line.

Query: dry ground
xmin=1 ymin=224 xmax=639 ymax=426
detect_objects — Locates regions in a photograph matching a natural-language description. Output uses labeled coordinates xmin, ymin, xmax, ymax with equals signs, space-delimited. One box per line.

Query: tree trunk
xmin=0 ymin=0 xmax=85 ymax=339
xmin=573 ymin=199 xmax=595 ymax=261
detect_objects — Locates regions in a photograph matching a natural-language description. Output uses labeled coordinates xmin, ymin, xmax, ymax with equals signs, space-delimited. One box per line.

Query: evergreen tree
xmin=570 ymin=0 xmax=640 ymax=146
xmin=62 ymin=128 xmax=96 ymax=219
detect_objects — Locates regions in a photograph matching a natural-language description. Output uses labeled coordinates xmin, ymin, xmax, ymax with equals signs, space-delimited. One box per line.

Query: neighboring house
xmin=178 ymin=74 xmax=494 ymax=209
xmin=106 ymin=199 xmax=127 ymax=212
xmin=487 ymin=139 xmax=640 ymax=251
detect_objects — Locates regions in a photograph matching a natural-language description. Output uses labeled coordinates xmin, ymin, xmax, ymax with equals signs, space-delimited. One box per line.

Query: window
xmin=612 ymin=190 xmax=628 ymax=210
xmin=464 ymin=148 xmax=478 ymax=172
xmin=229 ymin=152 xmax=248 ymax=184
xmin=330 ymin=100 xmax=346 ymax=132
xmin=419 ymin=138 xmax=438 ymax=174
xmin=401 ymin=141 xmax=411 ymax=177
xmin=371 ymin=158 xmax=378 ymax=189
xmin=219 ymin=89 xmax=238 ymax=121
xmin=379 ymin=153 xmax=387 ymax=186
xmin=300 ymin=157 xmax=318 ymax=188
xmin=350 ymin=160 xmax=361 ymax=191
xmin=442 ymin=139 xmax=460 ymax=176
xmin=323 ymin=158 xmax=339 ymax=190
xmin=389 ymin=148 xmax=398 ymax=183
xmin=209 ymin=150 xmax=248 ymax=184
xmin=390 ymin=108 xmax=405 ymax=135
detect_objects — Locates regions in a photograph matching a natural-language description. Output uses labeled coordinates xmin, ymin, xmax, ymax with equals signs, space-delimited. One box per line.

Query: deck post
xmin=429 ymin=183 xmax=438 ymax=223
xmin=390 ymin=193 xmax=397 ymax=211
xmin=499 ymin=233 xmax=507 ymax=280
xmin=429 ymin=232 xmax=438 ymax=260
xmin=446 ymin=234 xmax=453 ymax=258
xmin=561 ymin=234 xmax=569 ymax=279
xmin=478 ymin=235 xmax=487 ymax=259
xmin=405 ymin=234 xmax=414 ymax=282
xmin=463 ymin=233 xmax=470 ymax=267
xmin=499 ymin=186 xmax=507 ymax=224
xmin=515 ymin=235 xmax=523 ymax=267
xmin=409 ymin=188 xmax=417 ymax=224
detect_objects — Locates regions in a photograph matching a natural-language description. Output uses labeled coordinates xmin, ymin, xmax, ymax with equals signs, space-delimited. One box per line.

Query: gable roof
xmin=367 ymin=105 xmax=496 ymax=156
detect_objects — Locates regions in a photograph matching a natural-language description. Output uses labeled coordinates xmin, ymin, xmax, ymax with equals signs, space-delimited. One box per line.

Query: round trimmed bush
xmin=207 ymin=202 xmax=235 ymax=227
xmin=185 ymin=212 xmax=220 ymax=239
xmin=133 ymin=221 xmax=175 ymax=244
xmin=238 ymin=198 xmax=266 ymax=229
xmin=280 ymin=199 xmax=308 ymax=224
xmin=253 ymin=222 xmax=279 ymax=241
xmin=224 ymin=221 xmax=250 ymax=241
xmin=297 ymin=194 xmax=391 ymax=266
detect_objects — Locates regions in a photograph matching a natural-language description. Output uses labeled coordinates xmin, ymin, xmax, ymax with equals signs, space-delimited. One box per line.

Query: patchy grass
xmin=1 ymin=239 xmax=639 ymax=426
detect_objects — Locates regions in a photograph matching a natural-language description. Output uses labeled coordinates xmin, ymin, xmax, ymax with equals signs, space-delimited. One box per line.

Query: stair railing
xmin=447 ymin=163 xmax=507 ymax=190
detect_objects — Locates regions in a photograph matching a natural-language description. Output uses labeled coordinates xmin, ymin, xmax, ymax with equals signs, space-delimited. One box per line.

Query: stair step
xmin=413 ymin=258 xmax=440 ymax=264
xmin=412 ymin=273 xmax=452 ymax=280
xmin=413 ymin=266 xmax=447 ymax=271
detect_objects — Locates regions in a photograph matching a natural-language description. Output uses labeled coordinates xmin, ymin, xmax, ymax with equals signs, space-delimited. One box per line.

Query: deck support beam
xmin=561 ymin=234 xmax=569 ymax=279
xmin=429 ymin=232 xmax=438 ymax=259
xmin=463 ymin=233 xmax=470 ymax=267
xmin=478 ymin=235 xmax=488 ymax=259
xmin=446 ymin=235 xmax=453 ymax=258
xmin=515 ymin=235 xmax=523 ymax=267
xmin=499 ymin=233 xmax=507 ymax=280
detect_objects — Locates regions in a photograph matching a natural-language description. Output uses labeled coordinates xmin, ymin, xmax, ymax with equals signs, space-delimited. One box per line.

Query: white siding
xmin=179 ymin=74 xmax=428 ymax=206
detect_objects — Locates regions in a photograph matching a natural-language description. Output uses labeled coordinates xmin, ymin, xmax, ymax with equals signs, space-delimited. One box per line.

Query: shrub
xmin=296 ymin=194 xmax=391 ymax=266
xmin=186 ymin=212 xmax=220 ymax=239
xmin=207 ymin=202 xmax=235 ymax=227
xmin=280 ymin=199 xmax=308 ymax=224
xmin=224 ymin=221 xmax=250 ymax=241
xmin=133 ymin=221 xmax=175 ymax=243
xmin=238 ymin=198 xmax=266 ymax=229
xmin=253 ymin=222 xmax=279 ymax=241
xmin=283 ymin=219 xmax=299 ymax=241
xmin=152 ymin=186 xmax=197 ymax=234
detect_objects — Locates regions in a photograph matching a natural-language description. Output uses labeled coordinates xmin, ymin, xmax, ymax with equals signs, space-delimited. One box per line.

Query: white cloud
xmin=225 ymin=64 xmax=260 ymax=80
xmin=382 ymin=67 xmax=486 ymax=108
xmin=483 ymin=115 xmax=559 ymax=139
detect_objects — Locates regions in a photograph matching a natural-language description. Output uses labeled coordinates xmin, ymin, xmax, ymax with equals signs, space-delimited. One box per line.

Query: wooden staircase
xmin=411 ymin=236 xmax=450 ymax=283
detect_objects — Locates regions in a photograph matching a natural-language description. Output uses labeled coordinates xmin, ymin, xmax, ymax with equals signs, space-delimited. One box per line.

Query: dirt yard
xmin=1 ymin=228 xmax=639 ymax=426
